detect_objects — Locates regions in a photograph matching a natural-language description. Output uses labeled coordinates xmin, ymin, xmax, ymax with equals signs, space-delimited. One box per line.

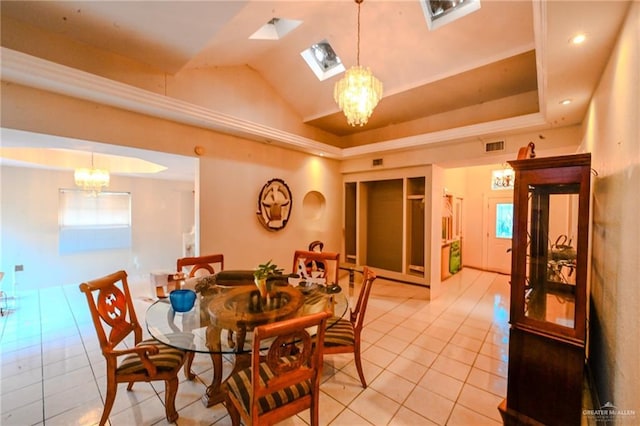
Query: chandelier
xmin=334 ymin=0 xmax=383 ymax=127
xmin=74 ymin=153 xmax=110 ymax=193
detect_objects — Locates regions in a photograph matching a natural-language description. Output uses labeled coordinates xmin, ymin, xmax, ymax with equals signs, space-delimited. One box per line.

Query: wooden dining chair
xmin=177 ymin=253 xmax=224 ymax=277
xmin=177 ymin=254 xmax=246 ymax=379
xmin=292 ymin=250 xmax=340 ymax=285
xmin=323 ymin=266 xmax=377 ymax=388
xmin=225 ymin=310 xmax=331 ymax=426
xmin=79 ymin=270 xmax=187 ymax=426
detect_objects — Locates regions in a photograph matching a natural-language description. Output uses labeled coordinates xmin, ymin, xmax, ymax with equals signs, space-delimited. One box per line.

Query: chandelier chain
xmin=333 ymin=0 xmax=382 ymax=127
xmin=356 ymin=0 xmax=361 ymax=66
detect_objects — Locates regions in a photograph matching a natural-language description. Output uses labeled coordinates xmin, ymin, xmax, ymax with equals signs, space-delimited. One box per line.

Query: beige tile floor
xmin=1 ymin=268 xmax=511 ymax=425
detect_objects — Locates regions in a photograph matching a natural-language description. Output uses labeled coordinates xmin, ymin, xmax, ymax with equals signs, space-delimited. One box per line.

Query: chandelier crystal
xmin=74 ymin=153 xmax=109 ymax=193
xmin=334 ymin=65 xmax=383 ymax=126
xmin=334 ymin=0 xmax=383 ymax=126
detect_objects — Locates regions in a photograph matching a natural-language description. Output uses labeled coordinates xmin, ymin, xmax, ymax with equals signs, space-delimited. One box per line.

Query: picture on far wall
xmin=256 ymin=178 xmax=292 ymax=231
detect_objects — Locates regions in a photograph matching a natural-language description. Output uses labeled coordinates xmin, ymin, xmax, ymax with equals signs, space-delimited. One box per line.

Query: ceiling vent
xmin=484 ymin=140 xmax=505 ymax=153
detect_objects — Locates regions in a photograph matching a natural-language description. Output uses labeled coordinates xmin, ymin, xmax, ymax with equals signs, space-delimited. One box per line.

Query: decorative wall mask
xmin=256 ymin=178 xmax=292 ymax=231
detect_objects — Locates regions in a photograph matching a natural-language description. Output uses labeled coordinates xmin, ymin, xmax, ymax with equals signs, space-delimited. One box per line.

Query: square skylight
xmin=249 ymin=17 xmax=302 ymax=40
xmin=420 ymin=0 xmax=481 ymax=31
xmin=300 ymin=40 xmax=345 ymax=81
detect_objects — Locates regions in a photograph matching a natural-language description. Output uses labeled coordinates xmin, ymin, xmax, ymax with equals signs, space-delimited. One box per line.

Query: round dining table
xmin=145 ymin=279 xmax=348 ymax=407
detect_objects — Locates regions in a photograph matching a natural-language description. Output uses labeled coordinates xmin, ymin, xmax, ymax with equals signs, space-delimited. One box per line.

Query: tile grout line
xmin=443 ymin=273 xmax=507 ymax=425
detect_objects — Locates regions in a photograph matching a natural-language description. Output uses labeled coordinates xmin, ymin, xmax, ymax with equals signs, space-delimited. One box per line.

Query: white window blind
xmin=58 ymin=189 xmax=131 ymax=253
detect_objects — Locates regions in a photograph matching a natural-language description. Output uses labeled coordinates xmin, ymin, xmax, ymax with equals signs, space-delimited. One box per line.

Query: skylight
xmin=420 ymin=0 xmax=481 ymax=31
xmin=300 ymin=40 xmax=345 ymax=81
xmin=249 ymin=17 xmax=302 ymax=40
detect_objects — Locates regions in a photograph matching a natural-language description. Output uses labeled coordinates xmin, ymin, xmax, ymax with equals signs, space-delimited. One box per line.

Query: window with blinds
xmin=58 ymin=189 xmax=132 ymax=253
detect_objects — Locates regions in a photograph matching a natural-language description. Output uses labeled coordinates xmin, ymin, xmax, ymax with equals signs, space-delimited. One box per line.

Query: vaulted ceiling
xmin=0 ymin=0 xmax=631 ymax=160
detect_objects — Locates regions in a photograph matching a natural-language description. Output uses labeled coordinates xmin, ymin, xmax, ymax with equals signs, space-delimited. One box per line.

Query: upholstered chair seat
xmin=323 ymin=317 xmax=356 ymax=347
xmin=322 ymin=266 xmax=377 ymax=388
xmin=226 ymin=356 xmax=313 ymax=416
xmin=224 ymin=311 xmax=331 ymax=426
xmin=116 ymin=339 xmax=186 ymax=375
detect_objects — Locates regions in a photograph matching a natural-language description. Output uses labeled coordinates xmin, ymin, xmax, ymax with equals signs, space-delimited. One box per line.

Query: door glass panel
xmin=524 ymin=184 xmax=579 ymax=329
xmin=495 ymin=203 xmax=513 ymax=239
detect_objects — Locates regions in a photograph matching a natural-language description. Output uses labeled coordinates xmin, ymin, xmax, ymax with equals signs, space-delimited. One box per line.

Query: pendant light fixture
xmin=334 ymin=0 xmax=383 ymax=127
xmin=74 ymin=152 xmax=110 ymax=193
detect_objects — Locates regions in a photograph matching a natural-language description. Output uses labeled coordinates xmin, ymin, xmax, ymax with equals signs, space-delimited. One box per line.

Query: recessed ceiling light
xmin=560 ymin=99 xmax=572 ymax=105
xmin=570 ymin=33 xmax=586 ymax=45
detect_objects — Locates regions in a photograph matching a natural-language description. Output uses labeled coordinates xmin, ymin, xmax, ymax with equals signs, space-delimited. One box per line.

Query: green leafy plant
xmin=253 ymin=260 xmax=283 ymax=280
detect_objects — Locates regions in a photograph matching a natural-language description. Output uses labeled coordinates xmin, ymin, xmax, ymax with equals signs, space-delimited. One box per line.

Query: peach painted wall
xmin=197 ymin=137 xmax=343 ymax=273
xmin=579 ymin=2 xmax=639 ymax=414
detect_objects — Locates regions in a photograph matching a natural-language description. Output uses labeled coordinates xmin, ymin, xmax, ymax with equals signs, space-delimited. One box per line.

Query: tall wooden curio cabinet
xmin=499 ymin=153 xmax=591 ymax=426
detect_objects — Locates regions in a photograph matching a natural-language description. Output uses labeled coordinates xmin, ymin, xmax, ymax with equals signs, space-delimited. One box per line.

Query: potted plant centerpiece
xmin=253 ymin=260 xmax=283 ymax=299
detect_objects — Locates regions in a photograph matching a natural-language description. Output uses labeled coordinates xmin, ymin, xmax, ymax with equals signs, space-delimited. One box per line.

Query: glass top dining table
xmin=146 ymin=282 xmax=348 ymax=354
xmin=145 ymin=278 xmax=348 ymax=407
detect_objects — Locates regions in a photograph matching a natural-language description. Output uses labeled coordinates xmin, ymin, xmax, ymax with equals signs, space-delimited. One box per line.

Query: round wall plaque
xmin=256 ymin=178 xmax=292 ymax=231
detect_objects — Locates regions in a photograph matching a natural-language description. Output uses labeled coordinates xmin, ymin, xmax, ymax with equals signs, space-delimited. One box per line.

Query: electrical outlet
xmin=15 ymin=264 xmax=24 ymax=272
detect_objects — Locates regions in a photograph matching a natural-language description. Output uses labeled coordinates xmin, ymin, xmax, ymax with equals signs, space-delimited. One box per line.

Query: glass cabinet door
xmin=525 ymin=184 xmax=579 ymax=329
xmin=509 ymin=153 xmax=590 ymax=342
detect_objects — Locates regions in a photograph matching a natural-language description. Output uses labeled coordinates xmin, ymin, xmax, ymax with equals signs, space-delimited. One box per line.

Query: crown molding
xmin=0 ymin=48 xmax=342 ymax=159
xmin=342 ymin=113 xmax=548 ymax=158
xmin=2 ymin=47 xmax=547 ymax=161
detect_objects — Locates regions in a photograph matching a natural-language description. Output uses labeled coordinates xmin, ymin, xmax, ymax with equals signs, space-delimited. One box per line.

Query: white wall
xmin=579 ymin=2 xmax=639 ymax=413
xmin=0 ymin=165 xmax=194 ymax=290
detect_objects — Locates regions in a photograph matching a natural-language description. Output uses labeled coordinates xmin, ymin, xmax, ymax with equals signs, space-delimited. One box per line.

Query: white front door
xmin=484 ymin=195 xmax=514 ymax=274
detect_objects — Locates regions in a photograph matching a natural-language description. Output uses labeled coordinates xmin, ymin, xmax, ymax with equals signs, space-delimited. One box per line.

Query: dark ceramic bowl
xmin=169 ymin=289 xmax=197 ymax=312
